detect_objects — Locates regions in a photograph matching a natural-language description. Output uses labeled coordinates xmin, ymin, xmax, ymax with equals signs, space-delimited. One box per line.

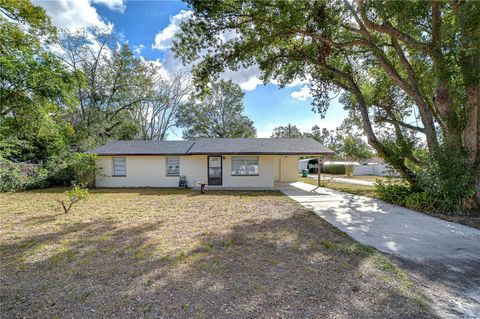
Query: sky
xmin=36 ymin=0 xmax=348 ymax=139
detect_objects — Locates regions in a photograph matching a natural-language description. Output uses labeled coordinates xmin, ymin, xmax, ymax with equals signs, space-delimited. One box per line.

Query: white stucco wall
xmin=95 ymin=155 xmax=288 ymax=188
xmin=96 ymin=156 xmax=184 ymax=187
xmin=273 ymin=155 xmax=300 ymax=182
xmin=222 ymin=155 xmax=275 ymax=187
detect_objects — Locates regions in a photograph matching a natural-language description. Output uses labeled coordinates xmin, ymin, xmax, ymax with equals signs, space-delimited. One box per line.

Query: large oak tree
xmin=173 ymin=0 xmax=479 ymax=202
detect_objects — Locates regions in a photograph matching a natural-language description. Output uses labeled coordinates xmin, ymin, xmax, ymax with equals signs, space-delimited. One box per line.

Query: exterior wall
xmin=274 ymin=157 xmax=280 ymax=182
xmin=95 ymin=154 xmax=280 ymax=188
xmin=222 ymin=155 xmax=274 ymax=187
xmin=353 ymin=164 xmax=397 ymax=177
xmin=96 ymin=156 xmax=183 ymax=187
xmin=273 ymin=155 xmax=300 ymax=182
xmin=181 ymin=155 xmax=208 ymax=187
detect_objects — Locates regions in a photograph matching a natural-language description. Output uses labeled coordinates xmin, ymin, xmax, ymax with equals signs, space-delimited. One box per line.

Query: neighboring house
xmin=354 ymin=157 xmax=397 ymax=176
xmin=299 ymin=159 xmax=361 ymax=174
xmin=88 ymin=138 xmax=334 ymax=188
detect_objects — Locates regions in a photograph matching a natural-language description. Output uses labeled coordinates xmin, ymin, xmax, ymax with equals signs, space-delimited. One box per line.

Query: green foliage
xmin=374 ymin=181 xmax=414 ymax=207
xmin=47 ymin=153 xmax=98 ymax=187
xmin=0 ymin=153 xmax=98 ymax=192
xmin=0 ymin=162 xmax=49 ymax=192
xmin=176 ymin=80 xmax=256 ymax=138
xmin=69 ymin=153 xmax=98 ymax=187
xmin=322 ymin=164 xmax=346 ymax=175
xmin=0 ymin=164 xmax=22 ymax=192
xmin=375 ymin=149 xmax=475 ymax=213
xmin=0 ymin=0 xmax=76 ymax=163
xmin=60 ymin=186 xmax=89 ymax=214
xmin=341 ymin=136 xmax=373 ymax=160
xmin=414 ymin=147 xmax=475 ymax=212
xmin=271 ymin=124 xmax=302 ymax=138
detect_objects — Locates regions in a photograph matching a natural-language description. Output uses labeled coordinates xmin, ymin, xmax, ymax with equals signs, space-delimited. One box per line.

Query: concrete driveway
xmin=278 ymin=182 xmax=480 ymax=318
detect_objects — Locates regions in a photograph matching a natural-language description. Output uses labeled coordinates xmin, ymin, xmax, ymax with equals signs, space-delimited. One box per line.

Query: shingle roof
xmin=88 ymin=138 xmax=335 ymax=156
xmin=88 ymin=140 xmax=195 ymax=155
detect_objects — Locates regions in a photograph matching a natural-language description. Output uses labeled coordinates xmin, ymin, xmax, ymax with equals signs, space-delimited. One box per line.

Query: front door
xmin=208 ymin=156 xmax=222 ymax=185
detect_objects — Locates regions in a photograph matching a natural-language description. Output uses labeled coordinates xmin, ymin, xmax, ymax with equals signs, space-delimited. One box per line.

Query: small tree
xmin=59 ymin=185 xmax=89 ymax=214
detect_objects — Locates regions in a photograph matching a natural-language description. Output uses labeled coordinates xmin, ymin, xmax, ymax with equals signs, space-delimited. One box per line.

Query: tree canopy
xmin=176 ymin=80 xmax=256 ymax=139
xmin=271 ymin=124 xmax=302 ymax=138
xmin=173 ymin=0 xmax=479 ymax=203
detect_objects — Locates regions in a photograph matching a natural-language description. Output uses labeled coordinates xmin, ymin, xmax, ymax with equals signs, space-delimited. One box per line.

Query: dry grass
xmin=0 ymin=188 xmax=433 ymax=318
xmin=300 ymin=177 xmax=377 ymax=198
xmin=318 ymin=174 xmax=391 ymax=183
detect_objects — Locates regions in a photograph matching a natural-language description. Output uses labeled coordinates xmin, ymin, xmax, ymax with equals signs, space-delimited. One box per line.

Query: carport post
xmin=317 ymin=157 xmax=321 ymax=187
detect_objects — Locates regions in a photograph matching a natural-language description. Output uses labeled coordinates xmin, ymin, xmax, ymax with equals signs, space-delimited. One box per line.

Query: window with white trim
xmin=166 ymin=157 xmax=180 ymax=176
xmin=112 ymin=157 xmax=126 ymax=177
xmin=231 ymin=156 xmax=259 ymax=176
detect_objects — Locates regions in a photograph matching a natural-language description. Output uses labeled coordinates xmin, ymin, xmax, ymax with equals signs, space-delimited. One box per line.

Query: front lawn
xmin=1 ymin=188 xmax=432 ymax=318
xmin=300 ymin=177 xmax=377 ymax=197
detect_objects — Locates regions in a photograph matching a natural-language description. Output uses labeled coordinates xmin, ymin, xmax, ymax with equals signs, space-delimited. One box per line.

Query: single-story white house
xmin=88 ymin=138 xmax=334 ymax=188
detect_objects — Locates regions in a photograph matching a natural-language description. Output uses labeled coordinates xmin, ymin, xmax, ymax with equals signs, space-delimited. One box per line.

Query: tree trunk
xmin=464 ymin=84 xmax=480 ymax=202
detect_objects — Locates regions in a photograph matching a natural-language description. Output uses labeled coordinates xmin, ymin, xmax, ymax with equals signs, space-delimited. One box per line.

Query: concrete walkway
xmin=278 ymin=182 xmax=480 ymax=318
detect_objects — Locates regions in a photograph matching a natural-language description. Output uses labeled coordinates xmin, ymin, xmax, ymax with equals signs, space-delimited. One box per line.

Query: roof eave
xmin=91 ymin=151 xmax=335 ymax=156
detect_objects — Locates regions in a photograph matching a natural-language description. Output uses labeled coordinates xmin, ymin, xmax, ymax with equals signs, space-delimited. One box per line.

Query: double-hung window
xmin=166 ymin=157 xmax=180 ymax=176
xmin=231 ymin=156 xmax=259 ymax=176
xmin=112 ymin=157 xmax=126 ymax=177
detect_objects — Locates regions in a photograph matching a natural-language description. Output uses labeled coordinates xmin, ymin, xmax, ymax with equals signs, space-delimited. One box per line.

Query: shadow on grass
xmin=20 ymin=187 xmax=284 ymax=197
xmin=0 ymin=205 xmax=434 ymax=318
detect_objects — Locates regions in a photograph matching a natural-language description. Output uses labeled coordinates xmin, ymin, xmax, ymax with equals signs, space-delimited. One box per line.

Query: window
xmin=166 ymin=157 xmax=180 ymax=176
xmin=231 ymin=156 xmax=259 ymax=176
xmin=112 ymin=157 xmax=126 ymax=177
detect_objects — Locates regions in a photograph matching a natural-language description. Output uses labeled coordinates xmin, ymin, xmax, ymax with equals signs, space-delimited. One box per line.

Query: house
xmin=354 ymin=157 xmax=397 ymax=176
xmin=88 ymin=138 xmax=334 ymax=188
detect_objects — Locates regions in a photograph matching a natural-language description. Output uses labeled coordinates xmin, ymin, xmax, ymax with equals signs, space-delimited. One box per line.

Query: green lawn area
xmin=300 ymin=177 xmax=377 ymax=198
xmin=323 ymin=174 xmax=390 ymax=183
xmin=0 ymin=188 xmax=431 ymax=318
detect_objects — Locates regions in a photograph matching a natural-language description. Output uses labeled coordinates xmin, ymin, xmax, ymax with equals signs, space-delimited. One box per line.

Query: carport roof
xmin=88 ymin=138 xmax=335 ymax=156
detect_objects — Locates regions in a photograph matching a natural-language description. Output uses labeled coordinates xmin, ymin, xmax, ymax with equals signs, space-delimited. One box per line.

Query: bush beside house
xmin=0 ymin=153 xmax=97 ymax=192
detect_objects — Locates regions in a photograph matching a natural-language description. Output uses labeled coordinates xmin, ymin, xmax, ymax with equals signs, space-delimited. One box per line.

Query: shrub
xmin=0 ymin=153 xmax=98 ymax=192
xmin=47 ymin=153 xmax=98 ymax=187
xmin=403 ymin=192 xmax=440 ymax=212
xmin=374 ymin=181 xmax=414 ymax=206
xmin=0 ymin=164 xmax=22 ymax=192
xmin=415 ymin=147 xmax=475 ymax=213
xmin=0 ymin=162 xmax=49 ymax=192
xmin=375 ymin=147 xmax=476 ymax=214
xmin=59 ymin=185 xmax=89 ymax=214
xmin=322 ymin=164 xmax=346 ymax=175
xmin=69 ymin=153 xmax=97 ymax=187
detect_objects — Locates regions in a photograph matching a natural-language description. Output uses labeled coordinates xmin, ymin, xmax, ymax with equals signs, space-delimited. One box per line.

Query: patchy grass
xmin=300 ymin=177 xmax=377 ymax=197
xmin=315 ymin=174 xmax=391 ymax=183
xmin=0 ymin=188 xmax=433 ymax=318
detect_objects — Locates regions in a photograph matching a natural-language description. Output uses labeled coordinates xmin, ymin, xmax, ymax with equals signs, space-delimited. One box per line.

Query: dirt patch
xmin=1 ymin=188 xmax=435 ymax=318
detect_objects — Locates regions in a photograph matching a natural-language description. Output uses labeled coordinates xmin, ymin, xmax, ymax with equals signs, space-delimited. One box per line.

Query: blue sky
xmin=38 ymin=0 xmax=347 ymax=139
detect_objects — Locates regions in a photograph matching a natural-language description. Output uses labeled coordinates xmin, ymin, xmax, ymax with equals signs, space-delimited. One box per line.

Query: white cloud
xmin=133 ymin=44 xmax=145 ymax=55
xmin=220 ymin=65 xmax=264 ymax=91
xmin=34 ymin=0 xmax=124 ymax=31
xmin=92 ymin=0 xmax=126 ymax=13
xmin=290 ymin=85 xmax=312 ymax=101
xmin=152 ymin=10 xmax=193 ymax=51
